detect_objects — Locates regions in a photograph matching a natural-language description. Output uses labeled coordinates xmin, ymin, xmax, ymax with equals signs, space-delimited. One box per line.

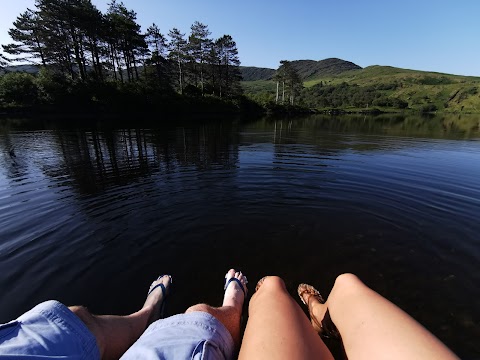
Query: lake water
xmin=0 ymin=114 xmax=479 ymax=358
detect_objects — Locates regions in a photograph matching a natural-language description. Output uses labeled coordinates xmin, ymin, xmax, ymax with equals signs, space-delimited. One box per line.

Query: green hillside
xmin=289 ymin=58 xmax=361 ymax=80
xmin=242 ymin=61 xmax=480 ymax=113
xmin=240 ymin=67 xmax=275 ymax=81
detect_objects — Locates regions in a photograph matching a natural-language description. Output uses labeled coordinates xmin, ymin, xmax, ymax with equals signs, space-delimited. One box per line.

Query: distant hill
xmin=289 ymin=58 xmax=362 ymax=80
xmin=240 ymin=67 xmax=275 ymax=81
xmin=0 ymin=64 xmax=39 ymax=75
xmin=240 ymin=58 xmax=361 ymax=82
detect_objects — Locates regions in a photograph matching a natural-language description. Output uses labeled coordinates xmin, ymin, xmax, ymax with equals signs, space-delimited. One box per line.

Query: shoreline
xmin=1 ymin=104 xmax=479 ymax=120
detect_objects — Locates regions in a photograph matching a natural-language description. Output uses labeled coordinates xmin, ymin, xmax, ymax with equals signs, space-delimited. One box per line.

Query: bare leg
xmin=238 ymin=276 xmax=334 ymax=360
xmin=185 ymin=269 xmax=247 ymax=348
xmin=302 ymin=273 xmax=459 ymax=360
xmin=70 ymin=275 xmax=171 ymax=360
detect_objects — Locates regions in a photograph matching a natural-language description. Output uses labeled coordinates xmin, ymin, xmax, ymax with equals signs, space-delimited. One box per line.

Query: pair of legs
xmin=71 ymin=269 xmax=247 ymax=360
xmin=239 ymin=274 xmax=459 ymax=360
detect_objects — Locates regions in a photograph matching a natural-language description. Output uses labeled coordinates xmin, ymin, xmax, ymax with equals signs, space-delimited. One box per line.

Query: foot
xmin=223 ymin=269 xmax=248 ymax=308
xmin=298 ymin=283 xmax=327 ymax=333
xmin=143 ymin=275 xmax=172 ymax=326
xmin=255 ymin=276 xmax=267 ymax=292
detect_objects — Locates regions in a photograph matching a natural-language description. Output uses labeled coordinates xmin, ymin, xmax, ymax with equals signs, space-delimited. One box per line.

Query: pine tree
xmin=168 ymin=28 xmax=188 ymax=94
xmin=215 ymin=35 xmax=242 ymax=98
xmin=205 ymin=40 xmax=220 ymax=95
xmin=146 ymin=23 xmax=168 ymax=81
xmin=146 ymin=24 xmax=167 ymax=60
xmin=36 ymin=0 xmax=87 ymax=80
xmin=287 ymin=66 xmax=302 ymax=105
xmin=2 ymin=9 xmax=47 ymax=66
xmin=0 ymin=53 xmax=9 ymax=69
xmin=188 ymin=21 xmax=211 ymax=95
xmin=274 ymin=61 xmax=303 ymax=105
xmin=106 ymin=1 xmax=147 ymax=82
xmin=77 ymin=0 xmax=105 ymax=81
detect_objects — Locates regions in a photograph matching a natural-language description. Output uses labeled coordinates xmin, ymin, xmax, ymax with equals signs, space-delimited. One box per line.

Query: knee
xmin=262 ymin=276 xmax=286 ymax=289
xmin=249 ymin=276 xmax=290 ymax=312
xmin=70 ymin=305 xmax=95 ymax=324
xmin=185 ymin=303 xmax=212 ymax=314
xmin=256 ymin=276 xmax=287 ymax=294
xmin=69 ymin=306 xmax=107 ymax=357
xmin=333 ymin=273 xmax=365 ymax=294
xmin=69 ymin=306 xmax=101 ymax=336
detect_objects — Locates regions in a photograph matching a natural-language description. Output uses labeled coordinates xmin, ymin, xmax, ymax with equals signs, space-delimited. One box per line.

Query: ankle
xmin=310 ymin=301 xmax=327 ymax=322
xmin=140 ymin=304 xmax=154 ymax=315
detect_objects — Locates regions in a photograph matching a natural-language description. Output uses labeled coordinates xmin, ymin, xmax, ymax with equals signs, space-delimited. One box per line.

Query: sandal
xmin=147 ymin=275 xmax=172 ymax=319
xmin=297 ymin=283 xmax=340 ymax=339
xmin=255 ymin=276 xmax=268 ymax=292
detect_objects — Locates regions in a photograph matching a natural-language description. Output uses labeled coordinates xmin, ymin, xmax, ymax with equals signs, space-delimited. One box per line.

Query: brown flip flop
xmin=255 ymin=276 xmax=268 ymax=292
xmin=297 ymin=283 xmax=340 ymax=339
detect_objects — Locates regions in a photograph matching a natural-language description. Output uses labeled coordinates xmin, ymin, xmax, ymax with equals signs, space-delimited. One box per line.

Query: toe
xmin=225 ymin=269 xmax=248 ymax=295
xmin=237 ymin=271 xmax=248 ymax=288
xmin=148 ymin=275 xmax=172 ymax=296
xmin=225 ymin=269 xmax=236 ymax=280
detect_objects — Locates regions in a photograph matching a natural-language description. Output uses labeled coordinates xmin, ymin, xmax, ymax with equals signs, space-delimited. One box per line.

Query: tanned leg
xmin=238 ymin=276 xmax=334 ymax=360
xmin=185 ymin=269 xmax=247 ymax=348
xmin=302 ymin=273 xmax=459 ymax=360
xmin=70 ymin=275 xmax=171 ymax=360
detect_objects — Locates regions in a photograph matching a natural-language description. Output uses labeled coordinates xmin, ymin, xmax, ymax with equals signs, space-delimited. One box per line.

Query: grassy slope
xmin=240 ymin=66 xmax=275 ymax=81
xmin=241 ymin=80 xmax=277 ymax=94
xmin=341 ymin=66 xmax=480 ymax=112
xmin=243 ymin=65 xmax=480 ymax=112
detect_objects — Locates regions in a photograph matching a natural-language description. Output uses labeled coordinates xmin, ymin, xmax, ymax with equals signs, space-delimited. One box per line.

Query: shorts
xmin=0 ymin=301 xmax=234 ymax=360
xmin=121 ymin=312 xmax=235 ymax=360
xmin=0 ymin=300 xmax=100 ymax=359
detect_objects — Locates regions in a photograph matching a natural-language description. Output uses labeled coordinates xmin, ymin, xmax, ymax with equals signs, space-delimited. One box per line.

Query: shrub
xmin=421 ymin=104 xmax=438 ymax=113
xmin=0 ymin=72 xmax=38 ymax=106
xmin=36 ymin=68 xmax=73 ymax=104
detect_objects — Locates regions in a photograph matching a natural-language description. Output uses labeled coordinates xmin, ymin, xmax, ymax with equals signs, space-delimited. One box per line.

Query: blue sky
xmin=1 ymin=0 xmax=479 ymax=76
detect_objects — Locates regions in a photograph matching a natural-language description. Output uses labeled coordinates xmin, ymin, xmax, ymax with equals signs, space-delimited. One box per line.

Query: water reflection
xmin=1 ymin=113 xmax=478 ymax=195
xmin=0 ymin=114 xmax=479 ymax=358
xmin=26 ymin=123 xmax=239 ymax=194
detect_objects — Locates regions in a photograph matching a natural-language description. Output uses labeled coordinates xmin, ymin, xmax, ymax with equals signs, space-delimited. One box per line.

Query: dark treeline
xmin=247 ymin=79 xmax=412 ymax=114
xmin=0 ymin=0 xmax=254 ymax=114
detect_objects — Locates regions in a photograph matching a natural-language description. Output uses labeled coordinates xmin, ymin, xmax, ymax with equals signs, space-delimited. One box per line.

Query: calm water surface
xmin=0 ymin=114 xmax=479 ymax=358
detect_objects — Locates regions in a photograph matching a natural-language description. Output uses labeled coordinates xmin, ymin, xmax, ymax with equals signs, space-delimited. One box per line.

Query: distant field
xmin=241 ymin=80 xmax=276 ymax=94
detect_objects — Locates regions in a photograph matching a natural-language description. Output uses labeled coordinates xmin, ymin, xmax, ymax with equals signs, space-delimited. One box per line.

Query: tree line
xmin=301 ymin=82 xmax=408 ymax=109
xmin=0 ymin=0 xmax=244 ymax=111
